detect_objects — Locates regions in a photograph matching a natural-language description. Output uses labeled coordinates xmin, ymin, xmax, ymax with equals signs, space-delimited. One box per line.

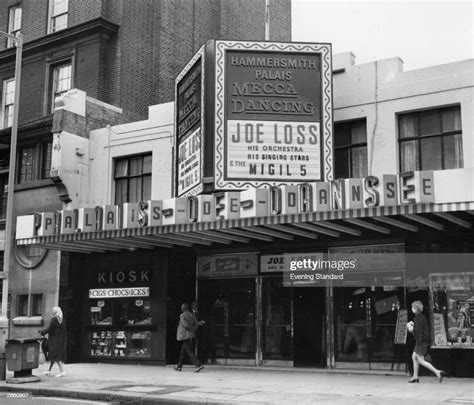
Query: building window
xmin=399 ymin=106 xmax=463 ymax=172
xmin=41 ymin=142 xmax=53 ymax=179
xmin=2 ymin=78 xmax=15 ymax=129
xmin=15 ymin=245 xmax=48 ymax=269
xmin=51 ymin=62 xmax=72 ymax=111
xmin=0 ymin=150 xmax=8 ymax=219
xmin=334 ymin=119 xmax=368 ymax=179
xmin=0 ymin=173 xmax=7 ymax=220
xmin=18 ymin=141 xmax=53 ymax=184
xmin=17 ymin=294 xmax=43 ymax=317
xmin=114 ymin=154 xmax=152 ymax=204
xmin=7 ymin=6 xmax=22 ymax=48
xmin=17 ymin=295 xmax=28 ymax=317
xmin=49 ymin=0 xmax=68 ymax=33
xmin=19 ymin=145 xmax=35 ymax=183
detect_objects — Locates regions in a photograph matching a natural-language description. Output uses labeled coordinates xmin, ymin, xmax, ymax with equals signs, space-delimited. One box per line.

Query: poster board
xmin=175 ymin=46 xmax=205 ymax=197
xmin=433 ymin=313 xmax=448 ymax=346
xmin=214 ymin=40 xmax=333 ymax=190
xmin=394 ymin=309 xmax=408 ymax=344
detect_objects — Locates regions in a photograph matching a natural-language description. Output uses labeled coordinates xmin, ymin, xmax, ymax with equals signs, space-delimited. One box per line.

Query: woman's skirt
xmin=414 ymin=342 xmax=429 ymax=356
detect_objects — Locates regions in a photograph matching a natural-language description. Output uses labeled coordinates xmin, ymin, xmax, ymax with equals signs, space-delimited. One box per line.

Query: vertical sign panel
xmin=175 ymin=46 xmax=205 ymax=197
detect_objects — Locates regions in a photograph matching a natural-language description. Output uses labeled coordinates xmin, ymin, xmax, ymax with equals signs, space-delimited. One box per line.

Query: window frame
xmin=17 ymin=141 xmax=54 ymax=185
xmin=43 ymin=52 xmax=75 ymax=115
xmin=0 ymin=172 xmax=7 ymax=220
xmin=17 ymin=294 xmax=43 ymax=317
xmin=398 ymin=106 xmax=463 ymax=172
xmin=334 ymin=119 xmax=368 ymax=179
xmin=114 ymin=154 xmax=152 ymax=205
xmin=1 ymin=77 xmax=15 ymax=129
xmin=48 ymin=0 xmax=69 ymax=34
xmin=7 ymin=6 xmax=22 ymax=48
xmin=50 ymin=61 xmax=73 ymax=112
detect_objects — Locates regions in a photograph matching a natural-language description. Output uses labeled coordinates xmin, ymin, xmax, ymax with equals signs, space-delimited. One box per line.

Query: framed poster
xmin=198 ymin=254 xmax=258 ymax=278
xmin=433 ymin=313 xmax=448 ymax=346
xmin=394 ymin=309 xmax=408 ymax=344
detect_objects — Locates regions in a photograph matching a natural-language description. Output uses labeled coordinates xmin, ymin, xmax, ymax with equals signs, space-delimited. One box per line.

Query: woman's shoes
xmin=408 ymin=378 xmax=419 ymax=383
xmin=438 ymin=370 xmax=445 ymax=383
xmin=195 ymin=365 xmax=204 ymax=373
xmin=55 ymin=372 xmax=66 ymax=378
xmin=43 ymin=371 xmax=51 ymax=376
xmin=174 ymin=366 xmax=182 ymax=372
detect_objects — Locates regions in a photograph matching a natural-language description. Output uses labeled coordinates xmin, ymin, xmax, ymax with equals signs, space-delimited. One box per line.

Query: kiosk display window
xmin=91 ymin=330 xmax=113 ymax=356
xmin=128 ymin=331 xmax=152 ymax=357
xmin=90 ymin=299 xmax=151 ymax=326
xmin=430 ymin=273 xmax=474 ymax=348
xmin=88 ymin=298 xmax=152 ymax=358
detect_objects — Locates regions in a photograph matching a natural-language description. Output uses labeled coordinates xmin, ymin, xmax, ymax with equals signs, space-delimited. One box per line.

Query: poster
xmin=394 ymin=309 xmax=408 ymax=344
xmin=177 ymin=128 xmax=202 ymax=196
xmin=433 ymin=313 xmax=448 ymax=346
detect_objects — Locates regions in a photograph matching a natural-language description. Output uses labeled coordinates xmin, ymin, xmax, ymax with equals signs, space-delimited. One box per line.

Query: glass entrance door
xmin=199 ymin=278 xmax=256 ymax=364
xmin=335 ymin=287 xmax=405 ymax=367
xmin=199 ymin=277 xmax=327 ymax=367
xmin=261 ymin=278 xmax=292 ymax=365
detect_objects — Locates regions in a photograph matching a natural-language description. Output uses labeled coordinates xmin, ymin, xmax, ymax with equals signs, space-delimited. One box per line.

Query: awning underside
xmin=16 ymin=202 xmax=474 ymax=254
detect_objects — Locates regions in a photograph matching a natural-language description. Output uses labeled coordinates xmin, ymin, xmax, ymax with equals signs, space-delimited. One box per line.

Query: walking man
xmin=175 ymin=302 xmax=204 ymax=372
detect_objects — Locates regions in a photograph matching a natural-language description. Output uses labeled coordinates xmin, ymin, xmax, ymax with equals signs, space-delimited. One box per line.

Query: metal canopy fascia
xmin=15 ymin=202 xmax=474 ymax=253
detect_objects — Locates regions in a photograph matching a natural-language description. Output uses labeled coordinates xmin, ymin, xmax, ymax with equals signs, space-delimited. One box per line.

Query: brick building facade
xmin=0 ymin=0 xmax=291 ymax=349
xmin=0 ymin=0 xmax=291 ymax=123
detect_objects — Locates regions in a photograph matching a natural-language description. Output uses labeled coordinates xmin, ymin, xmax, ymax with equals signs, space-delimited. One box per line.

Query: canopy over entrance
xmin=16 ymin=202 xmax=474 ymax=254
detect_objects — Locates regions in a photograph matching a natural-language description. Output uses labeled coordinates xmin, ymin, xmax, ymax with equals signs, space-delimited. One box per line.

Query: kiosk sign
xmin=214 ymin=41 xmax=333 ymax=189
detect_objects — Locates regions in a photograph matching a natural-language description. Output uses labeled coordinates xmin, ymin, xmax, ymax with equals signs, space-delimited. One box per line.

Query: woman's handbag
xmin=40 ymin=337 xmax=49 ymax=362
xmin=425 ymin=351 xmax=432 ymax=363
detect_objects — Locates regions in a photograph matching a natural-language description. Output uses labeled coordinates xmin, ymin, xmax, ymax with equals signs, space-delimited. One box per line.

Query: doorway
xmin=261 ymin=278 xmax=292 ymax=365
xmin=198 ymin=278 xmax=256 ymax=365
xmin=293 ymin=287 xmax=326 ymax=367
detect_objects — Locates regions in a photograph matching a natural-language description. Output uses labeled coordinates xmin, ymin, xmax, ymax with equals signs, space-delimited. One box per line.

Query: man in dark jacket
xmin=175 ymin=302 xmax=204 ymax=372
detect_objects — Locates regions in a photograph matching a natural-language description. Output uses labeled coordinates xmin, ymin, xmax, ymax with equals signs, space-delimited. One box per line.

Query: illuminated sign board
xmin=214 ymin=40 xmax=333 ymax=190
xmin=175 ymin=46 xmax=205 ymax=197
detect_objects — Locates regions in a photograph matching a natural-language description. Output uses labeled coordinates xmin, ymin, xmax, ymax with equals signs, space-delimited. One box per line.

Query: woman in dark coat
xmin=40 ymin=306 xmax=67 ymax=377
xmin=407 ymin=300 xmax=444 ymax=383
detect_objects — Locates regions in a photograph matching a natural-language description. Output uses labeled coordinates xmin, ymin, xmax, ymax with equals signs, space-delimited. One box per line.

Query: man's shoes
xmin=174 ymin=366 xmax=182 ymax=372
xmin=55 ymin=371 xmax=66 ymax=378
xmin=195 ymin=365 xmax=204 ymax=373
xmin=43 ymin=371 xmax=51 ymax=376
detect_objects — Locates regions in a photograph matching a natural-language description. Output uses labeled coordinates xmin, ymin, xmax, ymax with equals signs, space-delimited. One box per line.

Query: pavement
xmin=0 ymin=362 xmax=473 ymax=405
